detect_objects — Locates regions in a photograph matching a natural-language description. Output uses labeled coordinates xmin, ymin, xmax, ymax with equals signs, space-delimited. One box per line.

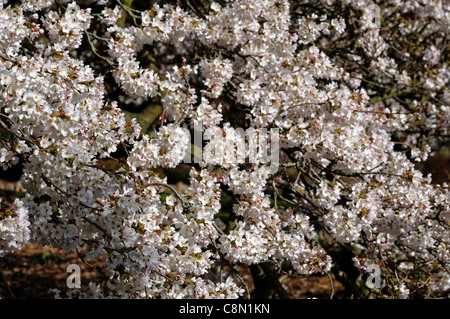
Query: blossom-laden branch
xmin=0 ymin=0 xmax=448 ymax=299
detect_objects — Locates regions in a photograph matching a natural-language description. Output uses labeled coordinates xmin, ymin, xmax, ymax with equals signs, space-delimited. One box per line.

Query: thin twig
xmin=81 ymin=216 xmax=110 ymax=239
xmin=0 ymin=116 xmax=37 ymax=145
xmin=152 ymin=268 xmax=175 ymax=283
xmin=326 ymin=272 xmax=335 ymax=299
xmin=0 ymin=267 xmax=15 ymax=299
xmin=84 ymin=31 xmax=117 ymax=68
xmin=76 ymin=247 xmax=95 ymax=269
xmin=148 ymin=182 xmax=188 ymax=207
xmin=272 ymin=179 xmax=297 ymax=206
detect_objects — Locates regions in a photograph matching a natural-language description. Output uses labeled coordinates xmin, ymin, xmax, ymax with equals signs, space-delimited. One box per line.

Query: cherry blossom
xmin=0 ymin=0 xmax=448 ymax=299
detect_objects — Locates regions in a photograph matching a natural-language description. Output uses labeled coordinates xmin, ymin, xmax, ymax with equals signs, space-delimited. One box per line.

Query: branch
xmin=0 ymin=115 xmax=37 ymax=146
xmin=249 ymin=262 xmax=289 ymax=299
xmin=81 ymin=216 xmax=110 ymax=239
xmin=84 ymin=31 xmax=117 ymax=68
xmin=148 ymin=182 xmax=190 ymax=208
xmin=326 ymin=272 xmax=335 ymax=299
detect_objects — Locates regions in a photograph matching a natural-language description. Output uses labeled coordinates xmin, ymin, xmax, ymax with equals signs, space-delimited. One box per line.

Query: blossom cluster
xmin=0 ymin=0 xmax=448 ymax=299
xmin=0 ymin=198 xmax=30 ymax=257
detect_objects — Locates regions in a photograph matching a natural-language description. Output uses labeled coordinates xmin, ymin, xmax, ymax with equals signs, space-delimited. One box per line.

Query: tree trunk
xmin=250 ymin=262 xmax=289 ymax=299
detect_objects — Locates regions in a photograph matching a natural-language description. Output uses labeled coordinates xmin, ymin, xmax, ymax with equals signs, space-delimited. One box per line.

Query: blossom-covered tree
xmin=0 ymin=0 xmax=448 ymax=299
